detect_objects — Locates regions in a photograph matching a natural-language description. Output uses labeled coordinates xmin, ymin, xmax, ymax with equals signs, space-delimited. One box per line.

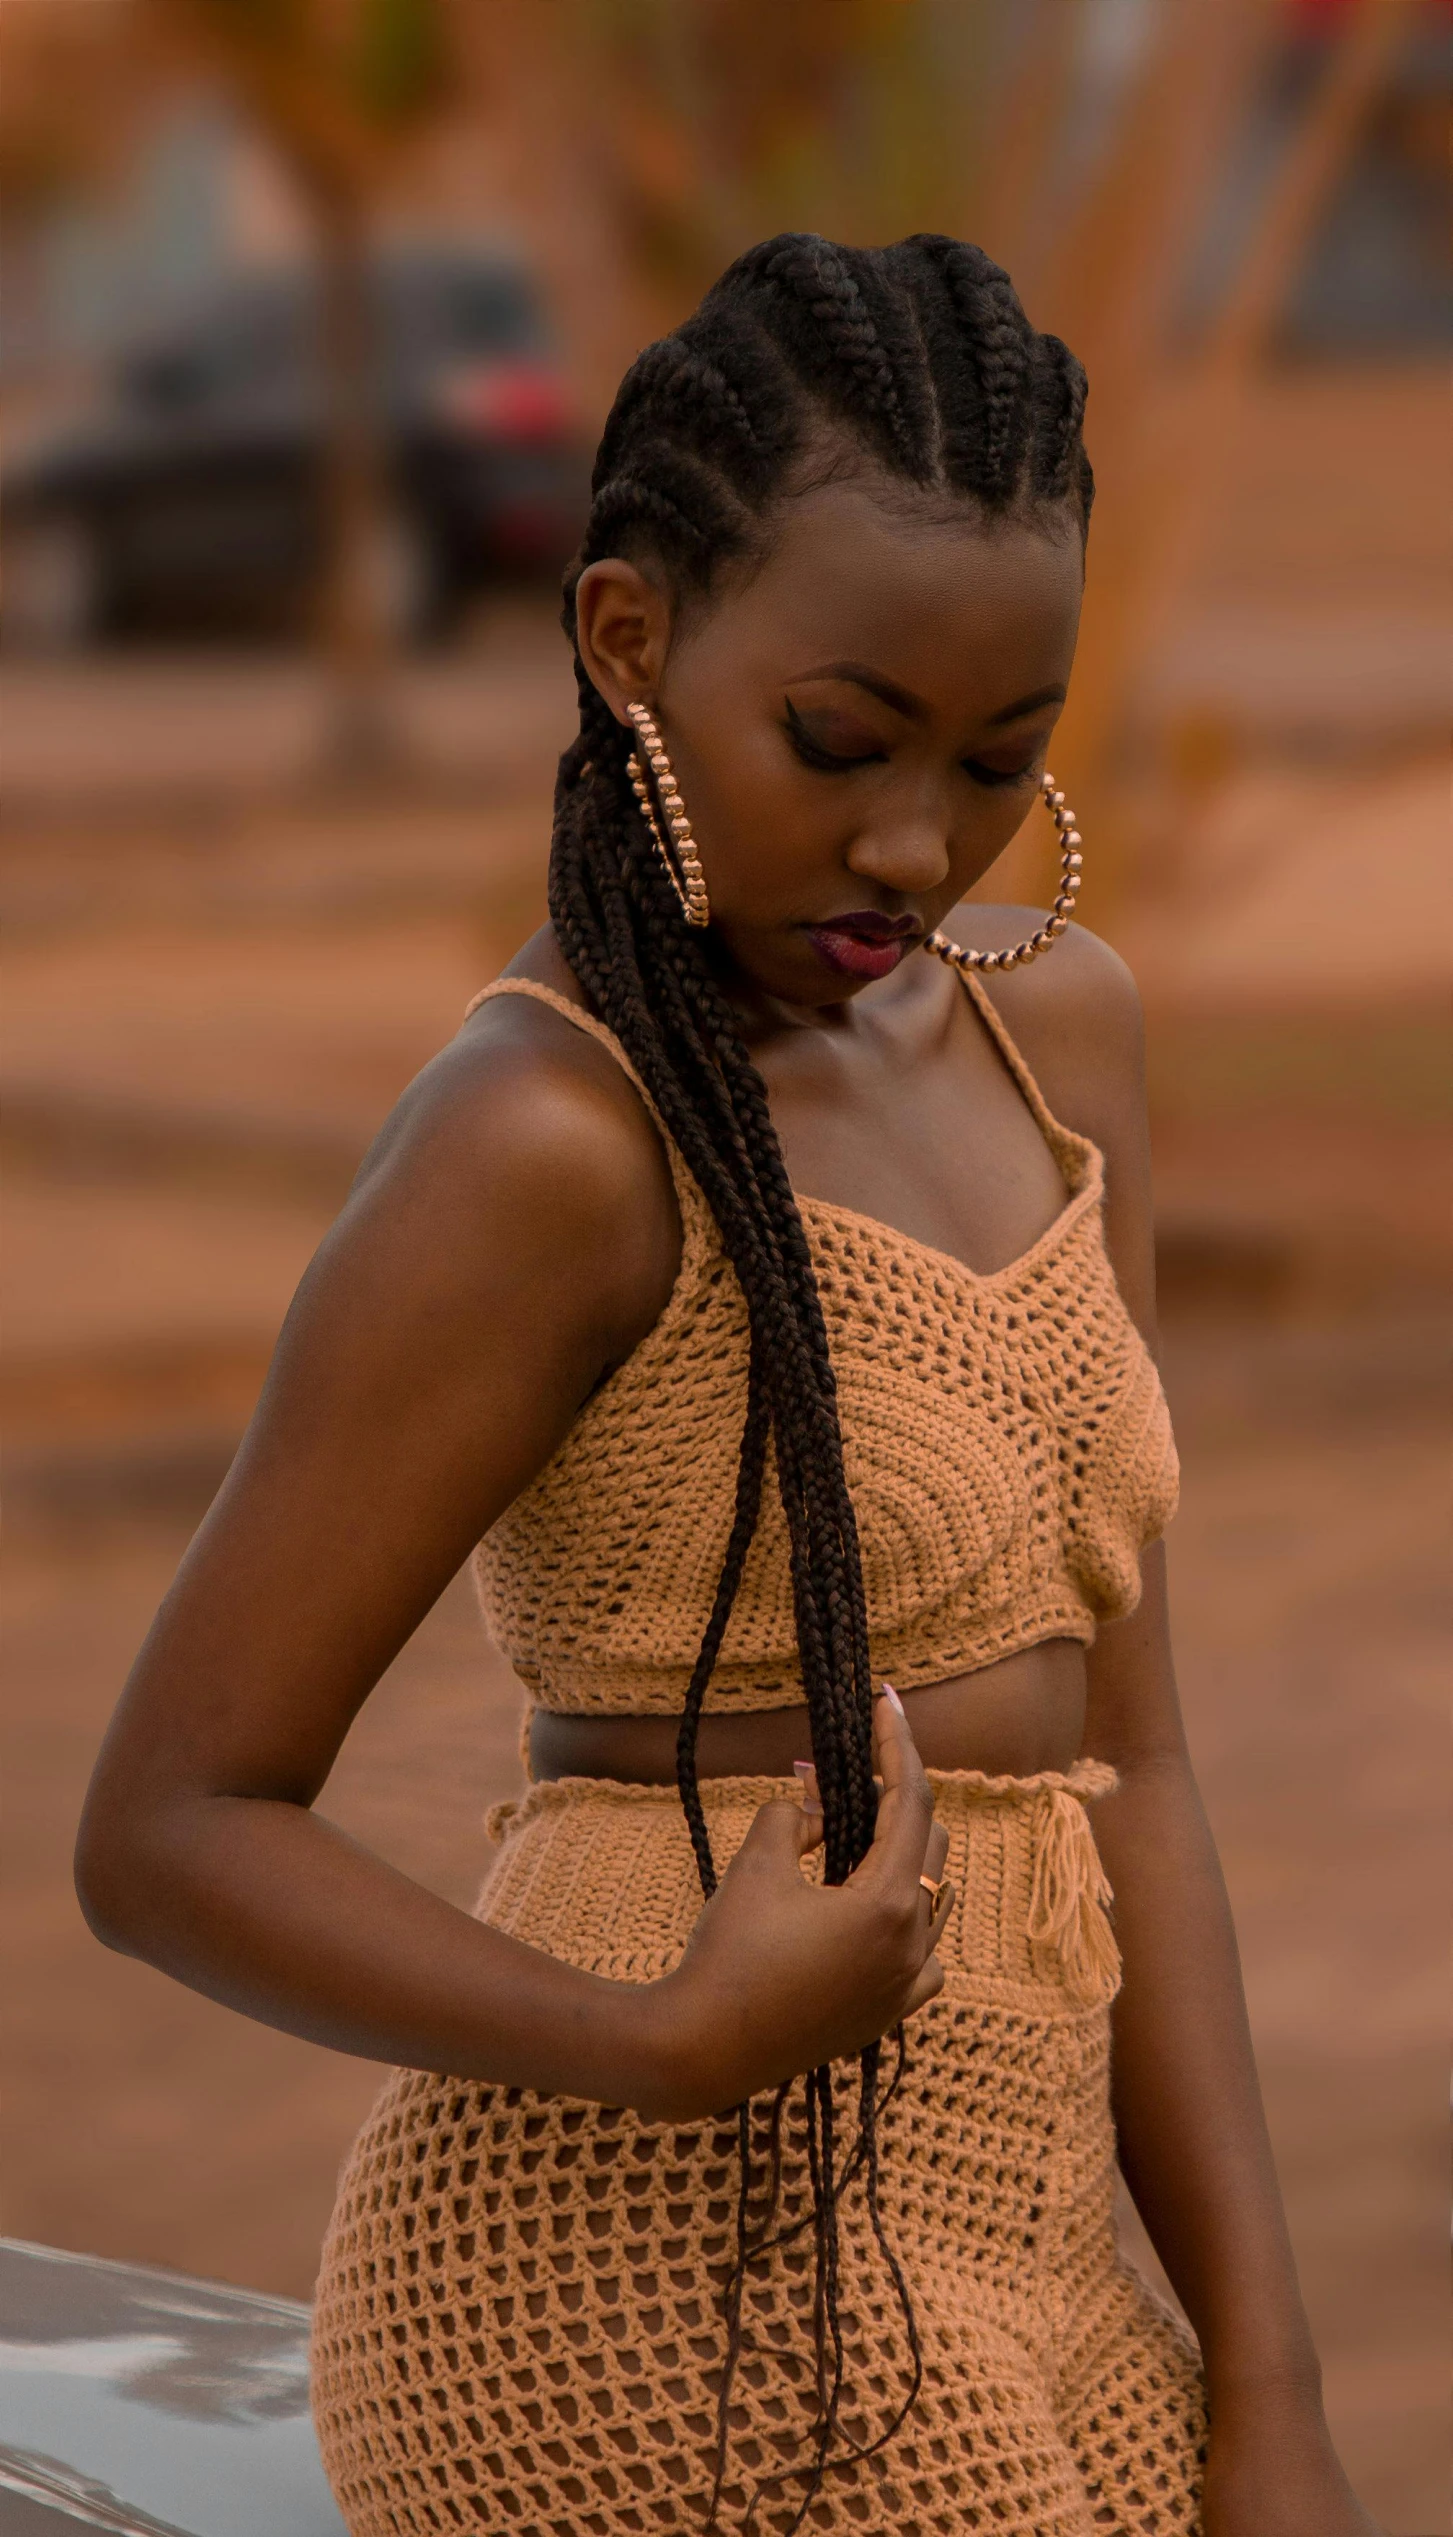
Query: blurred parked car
xmin=0 ymin=2237 xmax=346 ymax=2534
xmin=0 ymin=245 xmax=590 ymax=650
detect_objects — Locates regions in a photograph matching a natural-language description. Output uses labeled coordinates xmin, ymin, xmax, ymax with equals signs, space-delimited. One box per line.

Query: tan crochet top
xmin=466 ymin=971 xmax=1177 ymax=1721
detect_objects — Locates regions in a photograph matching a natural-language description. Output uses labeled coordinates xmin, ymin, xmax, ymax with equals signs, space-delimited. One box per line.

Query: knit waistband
xmin=476 ymin=1758 xmax=1120 ymax=2011
xmin=487 ymin=1756 xmax=1114 ymax=1838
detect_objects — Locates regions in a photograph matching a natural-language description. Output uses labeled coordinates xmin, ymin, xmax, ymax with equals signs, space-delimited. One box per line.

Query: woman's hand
xmin=634 ymin=1689 xmax=952 ymax=2122
xmin=1201 ymin=2386 xmax=1384 ymax=2537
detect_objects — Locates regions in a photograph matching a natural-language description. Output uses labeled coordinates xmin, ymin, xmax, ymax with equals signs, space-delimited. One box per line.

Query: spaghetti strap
xmin=954 ymin=966 xmax=1089 ymax=1174
xmin=465 ymin=976 xmax=649 ymax=1098
xmin=465 ymin=977 xmax=710 ymax=1228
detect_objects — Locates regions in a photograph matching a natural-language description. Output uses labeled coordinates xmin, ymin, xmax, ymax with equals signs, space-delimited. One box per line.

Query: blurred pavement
xmin=0 ymin=604 xmax=575 ymax=817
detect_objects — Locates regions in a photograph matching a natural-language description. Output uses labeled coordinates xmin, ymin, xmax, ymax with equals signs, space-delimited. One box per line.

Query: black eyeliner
xmin=961 ymin=758 xmax=1040 ymax=790
xmin=784 ymin=696 xmax=1040 ymax=788
xmin=782 ymin=698 xmax=881 ymax=772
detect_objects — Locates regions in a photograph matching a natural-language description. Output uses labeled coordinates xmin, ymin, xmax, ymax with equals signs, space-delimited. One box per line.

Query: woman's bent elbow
xmin=73 ymin=1798 xmax=154 ymax=1956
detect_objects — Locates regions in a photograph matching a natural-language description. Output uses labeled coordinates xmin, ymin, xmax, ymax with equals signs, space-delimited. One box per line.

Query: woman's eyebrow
xmin=986 ymin=683 xmax=1067 ymax=725
xmin=789 ymin=666 xmax=1067 ymax=728
xmin=791 ymin=662 xmax=923 ymax=717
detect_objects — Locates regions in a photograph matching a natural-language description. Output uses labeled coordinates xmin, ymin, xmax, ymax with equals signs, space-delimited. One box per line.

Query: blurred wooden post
xmin=1045 ymin=0 xmax=1417 ymax=904
xmin=1002 ymin=0 xmax=1277 ymax=909
xmin=145 ymin=0 xmax=456 ymax=779
xmin=309 ymin=177 xmax=396 ymax=775
xmin=966 ymin=0 xmax=1083 ymax=300
xmin=1119 ymin=0 xmax=1421 ymax=681
xmin=448 ymin=0 xmax=667 ymax=424
xmin=1038 ymin=3 xmax=1274 ymax=388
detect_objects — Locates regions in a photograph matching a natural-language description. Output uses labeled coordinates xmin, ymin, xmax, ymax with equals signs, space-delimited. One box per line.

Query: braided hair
xmin=549 ymin=233 xmax=1092 ymax=2531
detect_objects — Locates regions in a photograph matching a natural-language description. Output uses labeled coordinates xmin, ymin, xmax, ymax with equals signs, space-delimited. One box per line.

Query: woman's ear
xmin=574 ymin=560 xmax=673 ymax=725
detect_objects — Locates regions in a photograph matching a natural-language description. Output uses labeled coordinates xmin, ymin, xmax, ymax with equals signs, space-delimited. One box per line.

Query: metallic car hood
xmin=0 ymin=2239 xmax=346 ymax=2535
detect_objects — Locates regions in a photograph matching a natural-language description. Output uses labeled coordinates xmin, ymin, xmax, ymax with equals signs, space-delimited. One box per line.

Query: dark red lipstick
xmin=805 ymin=909 xmax=921 ymax=981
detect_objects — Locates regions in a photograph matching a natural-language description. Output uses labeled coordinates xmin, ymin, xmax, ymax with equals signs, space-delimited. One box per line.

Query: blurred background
xmin=0 ymin=0 xmax=1446 ymax=2524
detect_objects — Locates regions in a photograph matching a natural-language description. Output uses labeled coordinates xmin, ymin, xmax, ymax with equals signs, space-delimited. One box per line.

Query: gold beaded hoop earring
xmin=625 ymin=701 xmax=711 ymax=928
xmin=924 ymin=772 xmax=1083 ymax=974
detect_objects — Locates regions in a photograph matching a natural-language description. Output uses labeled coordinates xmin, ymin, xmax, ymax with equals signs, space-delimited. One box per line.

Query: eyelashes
xmin=783 ymin=700 xmax=878 ymax=772
xmin=961 ymin=760 xmax=1040 ymax=791
xmin=782 ymin=700 xmax=1039 ymax=790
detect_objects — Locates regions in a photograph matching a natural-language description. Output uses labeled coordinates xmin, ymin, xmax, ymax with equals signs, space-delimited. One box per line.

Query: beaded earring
xmin=625 ymin=701 xmax=711 ymax=928
xmin=924 ymin=772 xmax=1083 ymax=973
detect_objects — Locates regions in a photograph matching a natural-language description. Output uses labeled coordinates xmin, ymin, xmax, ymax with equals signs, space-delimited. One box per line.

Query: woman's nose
xmin=844 ymin=808 xmax=952 ymax=898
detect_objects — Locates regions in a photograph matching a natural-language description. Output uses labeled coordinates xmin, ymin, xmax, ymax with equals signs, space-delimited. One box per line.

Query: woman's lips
xmin=805 ymin=919 xmax=918 ymax=981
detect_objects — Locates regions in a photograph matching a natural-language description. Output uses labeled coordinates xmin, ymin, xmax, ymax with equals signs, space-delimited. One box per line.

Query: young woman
xmin=76 ymin=236 xmax=1376 ymax=2537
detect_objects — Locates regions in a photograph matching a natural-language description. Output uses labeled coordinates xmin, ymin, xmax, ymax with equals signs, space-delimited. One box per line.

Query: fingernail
xmin=793 ymin=1760 xmax=813 ymax=1777
xmin=882 ymin=1684 xmax=904 ymax=1716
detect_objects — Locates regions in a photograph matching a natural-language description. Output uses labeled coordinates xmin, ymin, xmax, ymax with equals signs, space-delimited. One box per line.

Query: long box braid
xmin=548 ymin=232 xmax=1093 ymax=2532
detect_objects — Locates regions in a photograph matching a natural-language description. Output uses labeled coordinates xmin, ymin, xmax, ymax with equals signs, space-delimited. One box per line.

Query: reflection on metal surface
xmin=0 ymin=2444 xmax=198 ymax=2535
xmin=0 ymin=2241 xmax=346 ymax=2537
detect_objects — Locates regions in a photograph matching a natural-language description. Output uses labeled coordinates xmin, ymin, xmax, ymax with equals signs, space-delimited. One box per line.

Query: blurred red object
xmin=434 ymin=360 xmax=575 ymax=443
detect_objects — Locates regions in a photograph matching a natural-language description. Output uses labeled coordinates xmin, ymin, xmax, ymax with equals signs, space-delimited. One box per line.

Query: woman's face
xmin=575 ymin=476 xmax=1084 ymax=1012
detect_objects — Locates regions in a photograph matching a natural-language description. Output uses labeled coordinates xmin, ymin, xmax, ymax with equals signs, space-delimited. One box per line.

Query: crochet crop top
xmin=467 ymin=971 xmax=1178 ymax=1720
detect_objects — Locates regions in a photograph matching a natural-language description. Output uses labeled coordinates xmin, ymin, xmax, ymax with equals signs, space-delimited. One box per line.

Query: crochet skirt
xmin=310 ymin=1763 xmax=1206 ymax=2535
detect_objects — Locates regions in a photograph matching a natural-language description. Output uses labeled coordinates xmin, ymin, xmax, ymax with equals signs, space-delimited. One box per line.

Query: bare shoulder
xmin=948 ymin=904 xmax=1146 ymax=1155
xmin=947 ymin=905 xmax=1156 ymax=1327
xmin=336 ymin=923 xmax=680 ymax=1356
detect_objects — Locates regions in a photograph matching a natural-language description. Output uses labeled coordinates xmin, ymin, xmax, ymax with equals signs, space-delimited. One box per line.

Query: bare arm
xmin=1005 ymin=928 xmax=1378 ymax=2534
xmin=1086 ymin=1574 xmax=1317 ymax=2378
xmin=1090 ymin=1582 xmax=1378 ymax=2535
xmin=75 ymin=991 xmax=949 ymax=2122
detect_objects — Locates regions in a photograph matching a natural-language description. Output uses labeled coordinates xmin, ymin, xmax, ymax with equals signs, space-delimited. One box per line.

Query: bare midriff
xmin=528 ymin=1637 xmax=1087 ymax=1784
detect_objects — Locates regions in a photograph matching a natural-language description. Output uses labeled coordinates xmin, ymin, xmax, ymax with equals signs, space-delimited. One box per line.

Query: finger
xmin=850 ymin=1687 xmax=934 ymax=1888
xmin=913 ymin=1825 xmax=950 ymax=1930
xmin=791 ymin=1761 xmax=825 ymax=1855
xmin=734 ymin=1795 xmax=822 ymax=1870
xmin=919 ymin=1876 xmax=956 ymax=1950
xmin=900 ymin=1950 xmax=947 ymax=2015
xmin=921 ymin=1820 xmax=949 ymax=1882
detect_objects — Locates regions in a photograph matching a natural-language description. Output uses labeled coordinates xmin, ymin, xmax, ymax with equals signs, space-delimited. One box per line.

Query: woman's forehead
xmin=688 ymin=478 xmax=1083 ymax=712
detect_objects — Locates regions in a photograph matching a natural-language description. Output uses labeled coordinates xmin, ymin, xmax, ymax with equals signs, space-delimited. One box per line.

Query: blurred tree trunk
xmin=1118 ymin=0 xmax=1421 ymax=661
xmin=448 ymin=0 xmax=666 ymax=423
xmin=1043 ymin=0 xmax=1417 ymax=895
xmin=1013 ymin=0 xmax=1277 ymax=899
xmin=146 ymin=0 xmax=454 ymax=779
xmin=306 ymin=176 xmax=396 ymax=776
xmin=963 ymin=0 xmax=1079 ymax=295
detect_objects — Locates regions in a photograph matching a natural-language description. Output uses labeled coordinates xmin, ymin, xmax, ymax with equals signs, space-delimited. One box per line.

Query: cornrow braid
xmin=550 ymin=232 xmax=1092 ymax=2530
xmin=1029 ymin=328 xmax=1093 ymax=508
xmin=900 ymin=233 xmax=1032 ymax=501
xmin=622 ymin=336 xmax=771 ymax=482
xmin=733 ymin=232 xmax=928 ymax=478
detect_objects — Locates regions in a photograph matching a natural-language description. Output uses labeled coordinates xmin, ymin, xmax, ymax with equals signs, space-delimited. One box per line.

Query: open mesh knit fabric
xmin=311 ymin=1768 xmax=1205 ymax=2533
xmin=309 ymin=969 xmax=1205 ymax=2532
xmin=466 ymin=977 xmax=1179 ymax=1725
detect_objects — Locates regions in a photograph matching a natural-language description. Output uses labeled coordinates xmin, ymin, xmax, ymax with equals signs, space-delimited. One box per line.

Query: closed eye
xmin=783 ymin=699 xmax=884 ymax=772
xmin=962 ymin=758 xmax=1039 ymax=790
xmin=784 ymin=698 xmax=1042 ymax=789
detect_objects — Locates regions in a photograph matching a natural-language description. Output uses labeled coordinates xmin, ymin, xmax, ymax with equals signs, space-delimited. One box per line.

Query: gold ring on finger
xmin=919 ymin=1874 xmax=947 ymax=1906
